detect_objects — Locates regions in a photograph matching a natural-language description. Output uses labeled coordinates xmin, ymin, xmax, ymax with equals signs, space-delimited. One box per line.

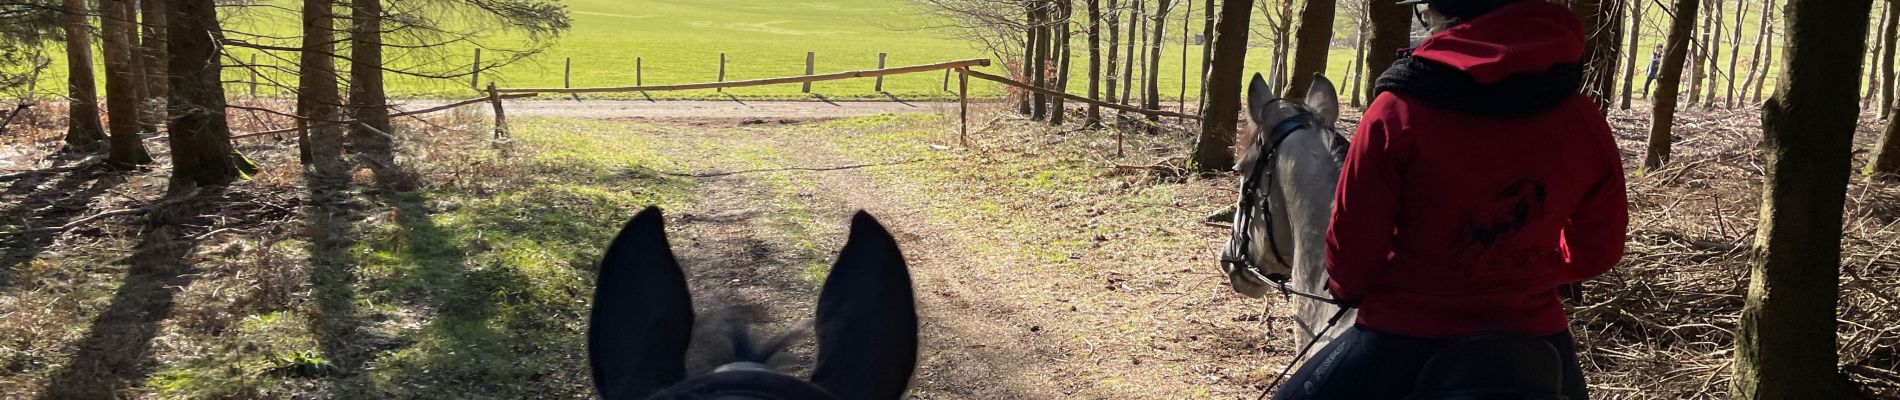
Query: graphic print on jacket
xmin=1451 ymin=179 xmax=1561 ymax=274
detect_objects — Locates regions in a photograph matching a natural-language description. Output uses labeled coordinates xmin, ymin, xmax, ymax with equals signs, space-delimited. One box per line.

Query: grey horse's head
xmin=587 ymin=206 xmax=918 ymax=400
xmin=1223 ymin=73 xmax=1345 ymax=298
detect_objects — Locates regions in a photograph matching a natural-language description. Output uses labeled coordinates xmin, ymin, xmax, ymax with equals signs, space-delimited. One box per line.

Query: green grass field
xmin=15 ymin=0 xmax=1792 ymax=102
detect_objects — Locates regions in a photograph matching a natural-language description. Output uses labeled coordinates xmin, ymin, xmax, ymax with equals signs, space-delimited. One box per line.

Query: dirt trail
xmin=626 ymin=114 xmax=1281 ymax=399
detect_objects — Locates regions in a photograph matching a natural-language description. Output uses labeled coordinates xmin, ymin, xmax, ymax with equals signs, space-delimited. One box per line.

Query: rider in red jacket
xmin=1277 ymin=0 xmax=1628 ymax=399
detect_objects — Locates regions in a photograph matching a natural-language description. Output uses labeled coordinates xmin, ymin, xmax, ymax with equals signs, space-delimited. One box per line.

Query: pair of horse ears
xmin=1247 ymin=73 xmax=1341 ymax=126
xmin=587 ymin=207 xmax=919 ymax=400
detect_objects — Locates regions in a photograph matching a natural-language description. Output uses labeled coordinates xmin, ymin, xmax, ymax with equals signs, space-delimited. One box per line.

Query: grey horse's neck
xmin=1264 ymin=125 xmax=1355 ymax=351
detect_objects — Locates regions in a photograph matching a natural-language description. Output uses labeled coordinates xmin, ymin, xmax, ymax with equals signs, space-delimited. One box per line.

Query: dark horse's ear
xmin=811 ymin=211 xmax=918 ymax=400
xmin=589 ymin=206 xmax=695 ymax=400
xmin=1247 ymin=73 xmax=1274 ymax=122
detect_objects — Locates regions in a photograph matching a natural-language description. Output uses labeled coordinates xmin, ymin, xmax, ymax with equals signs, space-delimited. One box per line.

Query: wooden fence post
xmin=943 ymin=69 xmax=951 ymax=92
xmin=958 ymin=67 xmax=969 ymax=147
xmin=248 ymin=54 xmax=258 ymax=97
xmin=565 ymin=57 xmax=580 ymax=102
xmin=803 ymin=52 xmax=815 ymax=93
xmin=875 ymin=53 xmax=887 ymax=92
xmin=636 ymin=57 xmax=643 ymax=86
xmin=487 ymin=82 xmax=507 ymax=141
xmin=472 ymin=48 xmax=482 ymax=89
xmin=718 ymin=53 xmax=727 ymax=92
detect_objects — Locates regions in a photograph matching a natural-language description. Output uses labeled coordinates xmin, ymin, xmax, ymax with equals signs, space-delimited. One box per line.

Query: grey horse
xmin=1221 ymin=73 xmax=1356 ymax=352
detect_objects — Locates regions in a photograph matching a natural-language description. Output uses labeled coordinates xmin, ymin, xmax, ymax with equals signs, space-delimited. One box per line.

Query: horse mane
xmin=689 ymin=311 xmax=809 ymax=374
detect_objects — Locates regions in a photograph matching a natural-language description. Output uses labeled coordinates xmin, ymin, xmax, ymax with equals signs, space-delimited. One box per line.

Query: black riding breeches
xmin=1269 ymin=326 xmax=1588 ymax=400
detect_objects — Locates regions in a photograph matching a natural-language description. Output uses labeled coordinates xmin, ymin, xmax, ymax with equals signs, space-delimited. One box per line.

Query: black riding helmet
xmin=1397 ymin=0 xmax=1527 ymax=23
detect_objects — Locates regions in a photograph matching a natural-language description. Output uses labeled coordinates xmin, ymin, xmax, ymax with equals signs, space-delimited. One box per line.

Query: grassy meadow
xmin=11 ymin=0 xmax=1791 ymax=101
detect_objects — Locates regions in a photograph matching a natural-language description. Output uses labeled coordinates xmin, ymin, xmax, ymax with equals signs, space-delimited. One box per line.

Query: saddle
xmin=1405 ymin=335 xmax=1568 ymax=400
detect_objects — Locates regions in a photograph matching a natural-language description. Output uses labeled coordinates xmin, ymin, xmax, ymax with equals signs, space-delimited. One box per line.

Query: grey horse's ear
xmin=589 ymin=206 xmax=695 ymax=400
xmin=1247 ymin=73 xmax=1274 ymax=122
xmin=812 ymin=211 xmax=918 ymax=400
xmin=1305 ymin=73 xmax=1341 ymax=126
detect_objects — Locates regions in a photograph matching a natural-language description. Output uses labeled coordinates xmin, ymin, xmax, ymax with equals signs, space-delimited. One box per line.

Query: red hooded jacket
xmin=1324 ymin=1 xmax=1629 ymax=337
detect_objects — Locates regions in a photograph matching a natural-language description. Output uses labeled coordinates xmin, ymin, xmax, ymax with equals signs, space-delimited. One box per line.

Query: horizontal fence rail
xmin=495 ymin=59 xmax=993 ymax=94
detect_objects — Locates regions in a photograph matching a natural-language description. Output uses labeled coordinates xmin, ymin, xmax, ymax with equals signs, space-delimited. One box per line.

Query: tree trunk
xmin=1268 ymin=0 xmax=1294 ymax=90
xmin=1179 ymin=0 xmax=1191 ymax=113
xmin=1723 ymin=0 xmax=1749 ymax=107
xmin=1731 ymin=0 xmax=1870 ymax=398
xmin=1135 ymin=1 xmax=1149 ymax=111
xmin=1865 ymin=3 xmax=1886 ymax=107
xmin=1087 ymin=0 xmax=1105 ymax=126
xmin=1122 ymin=0 xmax=1140 ymax=109
xmin=1145 ymin=0 xmax=1169 ymax=130
xmin=349 ymin=0 xmax=392 ymax=162
xmin=1753 ymin=4 xmax=1774 ymax=103
xmin=1689 ymin=0 xmax=1710 ymax=104
xmin=298 ymin=0 xmax=342 ymax=170
xmin=1021 ymin=10 xmax=1037 ymax=116
xmin=1106 ymin=0 xmax=1121 ymax=105
xmin=1572 ymin=0 xmax=1621 ymax=108
xmin=1031 ymin=1 xmax=1050 ymax=121
xmin=1874 ymin=102 xmax=1900 ymax=178
xmin=1739 ymin=0 xmax=1771 ymax=107
xmin=101 ymin=0 xmax=151 ymax=166
xmin=1200 ymin=0 xmax=1216 ymax=106
xmin=1191 ymin=0 xmax=1252 ymax=171
xmin=1283 ymin=0 xmax=1336 ymax=98
xmin=1053 ymin=1 xmax=1073 ymax=125
xmin=167 ymin=0 xmax=257 ymax=189
xmin=138 ymin=0 xmax=167 ymax=133
xmin=1643 ymin=0 xmax=1701 ymax=170
xmin=1349 ymin=17 xmax=1368 ymax=108
xmin=1621 ymin=0 xmax=1644 ymax=109
xmin=1703 ymin=0 xmax=1723 ymax=106
xmin=1881 ymin=0 xmax=1899 ymax=115
xmin=1363 ymin=0 xmax=1411 ymax=101
xmin=61 ymin=0 xmax=106 ymax=151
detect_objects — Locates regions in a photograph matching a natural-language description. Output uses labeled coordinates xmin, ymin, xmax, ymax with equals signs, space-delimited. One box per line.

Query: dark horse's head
xmin=588 ymin=206 xmax=917 ymax=400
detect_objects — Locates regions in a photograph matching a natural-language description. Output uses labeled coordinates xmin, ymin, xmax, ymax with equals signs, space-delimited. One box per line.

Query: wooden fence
xmin=492 ymin=57 xmax=1200 ymax=147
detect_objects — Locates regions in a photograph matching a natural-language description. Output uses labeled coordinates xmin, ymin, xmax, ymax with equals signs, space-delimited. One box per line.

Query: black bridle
xmin=1221 ymin=99 xmax=1335 ymax=304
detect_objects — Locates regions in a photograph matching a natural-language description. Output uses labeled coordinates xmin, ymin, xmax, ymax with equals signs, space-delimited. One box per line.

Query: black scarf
xmin=1372 ymin=55 xmax=1584 ymax=118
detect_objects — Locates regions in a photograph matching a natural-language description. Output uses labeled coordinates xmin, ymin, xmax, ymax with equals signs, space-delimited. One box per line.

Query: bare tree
xmin=348 ymin=0 xmax=392 ymax=162
xmin=1881 ymin=0 xmax=1899 ymax=115
xmin=1643 ymin=0 xmax=1700 ymax=170
xmin=60 ymin=0 xmax=104 ymax=151
xmin=1731 ymin=0 xmax=1872 ymax=397
xmin=1121 ymin=0 xmax=1140 ymax=109
xmin=1751 ymin=1 xmax=1774 ymax=103
xmin=1106 ymin=0 xmax=1121 ymax=104
xmin=1190 ymin=0 xmax=1251 ymax=171
xmin=1865 ymin=3 xmax=1886 ymax=107
xmin=296 ymin=0 xmax=342 ymax=170
xmin=138 ymin=0 xmax=165 ymax=133
xmin=1283 ymin=0 xmax=1335 ymax=98
xmin=1144 ymin=0 xmax=1170 ymax=130
xmin=100 ymin=0 xmax=150 ymax=165
xmin=1702 ymin=0 xmax=1723 ymax=106
xmin=1087 ymin=0 xmax=1107 ymax=118
xmin=1052 ymin=0 xmax=1073 ymax=125
xmin=1689 ymin=0 xmax=1709 ymax=104
xmin=1030 ymin=1 xmax=1049 ymax=120
xmin=1738 ymin=0 xmax=1771 ymax=107
xmin=1573 ymin=0 xmax=1624 ymax=108
xmin=1363 ymin=0 xmax=1411 ymax=101
xmin=1620 ymin=0 xmax=1644 ymax=109
xmin=166 ymin=0 xmax=257 ymax=189
xmin=1349 ymin=13 xmax=1367 ymax=107
xmin=1875 ymin=103 xmax=1900 ymax=178
xmin=1722 ymin=0 xmax=1749 ymax=107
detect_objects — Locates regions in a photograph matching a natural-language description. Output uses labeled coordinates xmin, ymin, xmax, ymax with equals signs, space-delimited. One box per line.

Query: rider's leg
xmin=1541 ymin=330 xmax=1589 ymax=400
xmin=1270 ymin=326 xmax=1446 ymax=400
